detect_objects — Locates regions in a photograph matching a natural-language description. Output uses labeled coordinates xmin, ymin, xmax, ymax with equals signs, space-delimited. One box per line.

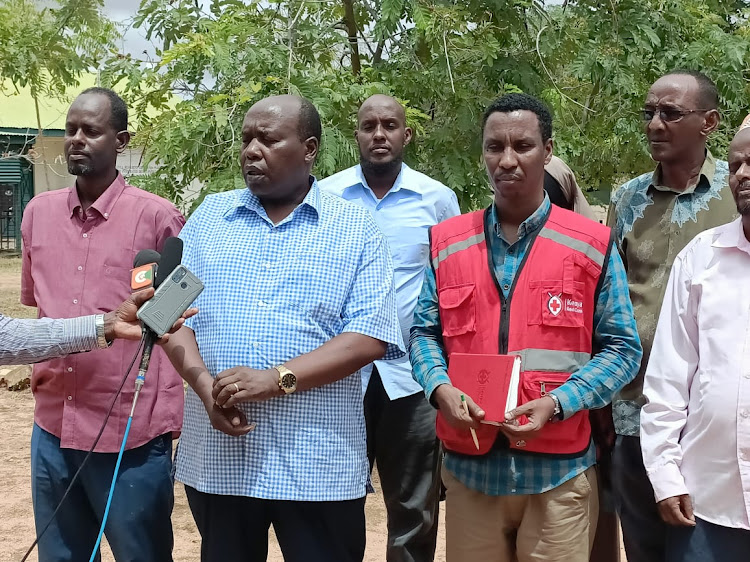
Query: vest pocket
xmin=438 ymin=284 xmax=476 ymax=337
xmin=528 ymin=280 xmax=585 ymax=328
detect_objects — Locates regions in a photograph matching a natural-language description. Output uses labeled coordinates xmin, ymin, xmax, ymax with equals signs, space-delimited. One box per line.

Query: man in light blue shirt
xmin=163 ymin=95 xmax=404 ymax=562
xmin=320 ymin=94 xmax=459 ymax=562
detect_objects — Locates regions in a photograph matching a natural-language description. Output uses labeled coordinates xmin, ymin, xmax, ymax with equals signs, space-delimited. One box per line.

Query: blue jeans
xmin=31 ymin=424 xmax=174 ymax=562
xmin=666 ymin=517 xmax=750 ymax=562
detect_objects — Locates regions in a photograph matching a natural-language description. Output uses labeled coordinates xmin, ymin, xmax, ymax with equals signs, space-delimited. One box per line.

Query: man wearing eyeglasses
xmin=607 ymin=70 xmax=737 ymax=562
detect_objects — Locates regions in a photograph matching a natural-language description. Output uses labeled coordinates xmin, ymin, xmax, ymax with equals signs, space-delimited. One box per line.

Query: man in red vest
xmin=409 ymin=93 xmax=642 ymax=561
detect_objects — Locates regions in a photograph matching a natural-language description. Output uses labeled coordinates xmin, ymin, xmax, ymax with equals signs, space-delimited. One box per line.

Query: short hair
xmin=663 ymin=70 xmax=719 ymax=110
xmin=298 ymin=98 xmax=322 ymax=144
xmin=482 ymin=93 xmax=553 ymax=142
xmin=78 ymin=87 xmax=128 ymax=132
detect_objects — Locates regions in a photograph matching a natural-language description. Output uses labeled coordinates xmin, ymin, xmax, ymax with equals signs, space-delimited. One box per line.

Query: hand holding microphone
xmin=102 ymin=289 xmax=197 ymax=344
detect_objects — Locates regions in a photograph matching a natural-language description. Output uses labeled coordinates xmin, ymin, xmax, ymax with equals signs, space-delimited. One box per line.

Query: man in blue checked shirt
xmin=410 ymin=93 xmax=642 ymax=561
xmin=320 ymin=94 xmax=460 ymax=562
xmin=163 ymin=95 xmax=404 ymax=562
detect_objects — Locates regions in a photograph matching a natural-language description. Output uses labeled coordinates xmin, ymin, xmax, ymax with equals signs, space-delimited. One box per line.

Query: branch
xmin=535 ymin=25 xmax=595 ymax=114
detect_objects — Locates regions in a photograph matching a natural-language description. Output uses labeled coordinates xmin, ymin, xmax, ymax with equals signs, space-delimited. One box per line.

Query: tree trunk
xmin=33 ymin=93 xmax=51 ymax=191
xmin=342 ymin=0 xmax=361 ymax=76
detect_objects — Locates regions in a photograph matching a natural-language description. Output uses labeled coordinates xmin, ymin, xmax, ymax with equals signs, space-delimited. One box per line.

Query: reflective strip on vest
xmin=538 ymin=228 xmax=605 ymax=268
xmin=432 ymin=232 xmax=486 ymax=270
xmin=515 ymin=348 xmax=590 ymax=373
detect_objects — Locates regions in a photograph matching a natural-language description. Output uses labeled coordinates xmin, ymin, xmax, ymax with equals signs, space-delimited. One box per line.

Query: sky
xmin=103 ymin=0 xmax=161 ymax=59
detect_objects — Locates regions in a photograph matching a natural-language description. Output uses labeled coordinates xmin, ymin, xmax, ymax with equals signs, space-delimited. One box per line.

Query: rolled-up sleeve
xmin=640 ymin=249 xmax=697 ymax=502
xmin=341 ymin=217 xmax=404 ymax=360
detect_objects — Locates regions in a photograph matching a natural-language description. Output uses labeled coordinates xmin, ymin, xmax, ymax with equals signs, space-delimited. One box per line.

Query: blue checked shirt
xmin=0 ymin=314 xmax=99 ymax=365
xmin=410 ymin=195 xmax=641 ymax=495
xmin=319 ymin=163 xmax=460 ymax=399
xmin=175 ymin=179 xmax=404 ymax=501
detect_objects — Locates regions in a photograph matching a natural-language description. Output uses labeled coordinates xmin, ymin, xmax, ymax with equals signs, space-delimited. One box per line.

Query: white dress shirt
xmin=320 ymin=163 xmax=460 ymax=399
xmin=641 ymin=217 xmax=750 ymax=530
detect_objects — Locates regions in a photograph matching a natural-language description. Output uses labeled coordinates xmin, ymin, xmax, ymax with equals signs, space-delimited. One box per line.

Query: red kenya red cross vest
xmin=431 ymin=204 xmax=612 ymax=456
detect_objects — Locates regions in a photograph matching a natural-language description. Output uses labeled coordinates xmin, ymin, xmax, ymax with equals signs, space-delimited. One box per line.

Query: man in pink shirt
xmin=21 ymin=87 xmax=185 ymax=561
xmin=640 ymin=126 xmax=750 ymax=561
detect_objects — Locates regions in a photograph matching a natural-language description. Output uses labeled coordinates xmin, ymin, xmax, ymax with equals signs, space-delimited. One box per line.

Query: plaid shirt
xmin=410 ymin=196 xmax=641 ymax=495
xmin=175 ymin=179 xmax=404 ymax=501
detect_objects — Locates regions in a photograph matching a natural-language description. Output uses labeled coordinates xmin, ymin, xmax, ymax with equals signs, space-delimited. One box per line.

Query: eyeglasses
xmin=642 ymin=107 xmax=711 ymax=123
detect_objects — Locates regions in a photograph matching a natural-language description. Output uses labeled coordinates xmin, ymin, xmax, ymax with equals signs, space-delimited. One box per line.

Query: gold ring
xmin=232 ymin=382 xmax=240 ymax=394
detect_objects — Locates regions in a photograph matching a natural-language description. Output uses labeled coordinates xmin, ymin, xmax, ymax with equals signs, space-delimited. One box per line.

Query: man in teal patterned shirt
xmin=608 ymin=70 xmax=737 ymax=562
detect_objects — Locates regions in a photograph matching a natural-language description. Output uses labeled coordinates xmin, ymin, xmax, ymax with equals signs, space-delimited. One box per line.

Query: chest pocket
xmin=388 ymin=227 xmax=429 ymax=272
xmin=438 ymin=284 xmax=476 ymax=337
xmin=527 ymin=254 xmax=596 ymax=328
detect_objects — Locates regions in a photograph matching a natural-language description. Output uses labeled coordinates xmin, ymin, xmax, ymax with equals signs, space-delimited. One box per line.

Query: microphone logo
xmin=130 ymin=264 xmax=155 ymax=290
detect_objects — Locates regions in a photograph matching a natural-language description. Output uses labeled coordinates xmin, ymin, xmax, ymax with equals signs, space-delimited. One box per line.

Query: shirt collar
xmin=651 ymin=150 xmax=717 ymax=195
xmin=68 ymin=172 xmax=127 ymax=220
xmin=490 ymin=193 xmax=551 ymax=240
xmin=712 ymin=217 xmax=750 ymax=253
xmin=227 ymin=176 xmax=321 ymax=222
xmin=347 ymin=163 xmax=421 ymax=199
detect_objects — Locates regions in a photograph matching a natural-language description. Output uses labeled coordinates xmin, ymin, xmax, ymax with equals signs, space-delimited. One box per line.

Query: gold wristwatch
xmin=274 ymin=364 xmax=297 ymax=394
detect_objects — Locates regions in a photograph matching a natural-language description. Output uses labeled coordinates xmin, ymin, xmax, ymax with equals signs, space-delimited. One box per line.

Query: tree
xmin=102 ymin=0 xmax=750 ymax=212
xmin=0 ymin=0 xmax=118 ymax=183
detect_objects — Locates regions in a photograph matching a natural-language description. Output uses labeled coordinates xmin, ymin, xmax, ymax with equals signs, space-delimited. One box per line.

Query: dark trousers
xmin=185 ymin=486 xmax=366 ymax=562
xmin=364 ymin=368 xmax=441 ymax=562
xmin=666 ymin=517 xmax=750 ymax=562
xmin=612 ymin=434 xmax=666 ymax=562
xmin=30 ymin=424 xmax=174 ymax=562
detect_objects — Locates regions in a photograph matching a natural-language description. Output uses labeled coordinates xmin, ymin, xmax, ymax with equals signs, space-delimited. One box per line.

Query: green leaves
xmin=89 ymin=0 xmax=750 ymax=214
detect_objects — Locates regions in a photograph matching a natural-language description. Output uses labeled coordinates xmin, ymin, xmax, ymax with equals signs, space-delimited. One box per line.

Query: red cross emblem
xmin=547 ymin=293 xmax=563 ymax=316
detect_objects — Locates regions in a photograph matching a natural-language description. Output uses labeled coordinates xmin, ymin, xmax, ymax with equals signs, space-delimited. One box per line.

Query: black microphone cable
xmin=19 ymin=333 xmax=146 ymax=562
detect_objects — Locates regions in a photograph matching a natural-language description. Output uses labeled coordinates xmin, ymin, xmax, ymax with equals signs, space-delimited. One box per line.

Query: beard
xmin=67 ymin=161 xmax=95 ymax=176
xmin=360 ymin=153 xmax=403 ymax=178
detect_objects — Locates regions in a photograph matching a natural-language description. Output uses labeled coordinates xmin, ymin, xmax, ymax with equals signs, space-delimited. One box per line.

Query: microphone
xmin=131 ymin=249 xmax=160 ymax=291
xmin=131 ymin=238 xmax=183 ymax=410
xmin=154 ymin=237 xmax=183 ymax=289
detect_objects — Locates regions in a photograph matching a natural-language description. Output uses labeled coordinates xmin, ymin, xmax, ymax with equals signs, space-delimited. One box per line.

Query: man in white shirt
xmin=640 ymin=126 xmax=750 ymax=560
xmin=320 ymin=94 xmax=459 ymax=561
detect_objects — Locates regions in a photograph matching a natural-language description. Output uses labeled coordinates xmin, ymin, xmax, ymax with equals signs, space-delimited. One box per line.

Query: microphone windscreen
xmin=155 ymin=237 xmax=184 ymax=288
xmin=133 ymin=249 xmax=161 ymax=268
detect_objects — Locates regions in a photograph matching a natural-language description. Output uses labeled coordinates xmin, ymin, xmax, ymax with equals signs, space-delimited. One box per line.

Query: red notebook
xmin=447 ymin=353 xmax=521 ymax=425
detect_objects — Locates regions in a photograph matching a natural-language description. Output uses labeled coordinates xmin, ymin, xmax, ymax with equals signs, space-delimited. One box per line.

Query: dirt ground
xmin=0 ymin=255 xmax=446 ymax=562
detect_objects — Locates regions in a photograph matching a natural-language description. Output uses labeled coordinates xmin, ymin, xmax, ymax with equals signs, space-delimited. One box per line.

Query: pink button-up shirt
xmin=641 ymin=217 xmax=750 ymax=530
xmin=21 ymin=174 xmax=186 ymax=452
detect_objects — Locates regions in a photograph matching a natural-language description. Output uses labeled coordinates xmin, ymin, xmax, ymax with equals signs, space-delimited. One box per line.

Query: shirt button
xmin=73 ymin=299 xmax=78 ymax=304
xmin=503 ymin=284 xmax=510 ymax=291
xmin=263 ymin=263 xmax=271 ymax=269
xmin=67 ymin=367 xmax=73 ymax=372
xmin=67 ymin=395 xmax=72 ymax=401
xmin=82 ymin=233 xmax=88 ymax=238
xmin=257 ymin=300 xmax=266 ymax=307
xmin=104 ymin=213 xmax=109 ymax=218
xmin=745 ymin=373 xmax=750 ymax=379
xmin=742 ymin=410 xmax=750 ymax=419
xmin=77 ymin=266 xmax=83 ymax=271
xmin=742 ymin=452 xmax=750 ymax=462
